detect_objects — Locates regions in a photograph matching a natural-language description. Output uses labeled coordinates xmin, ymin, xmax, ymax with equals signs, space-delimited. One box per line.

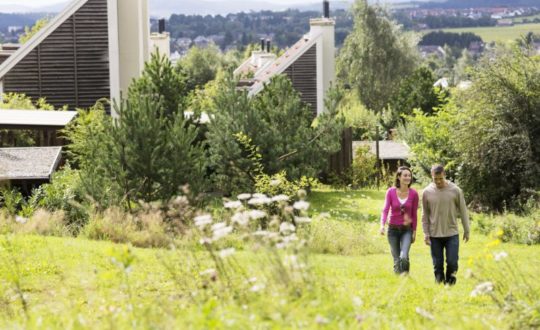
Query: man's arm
xmin=457 ymin=187 xmax=470 ymax=242
xmin=422 ymin=191 xmax=431 ymax=245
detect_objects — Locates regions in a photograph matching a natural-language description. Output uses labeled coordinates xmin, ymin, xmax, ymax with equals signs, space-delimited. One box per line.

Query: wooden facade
xmin=2 ymin=0 xmax=110 ymax=110
xmin=283 ymin=45 xmax=318 ymax=117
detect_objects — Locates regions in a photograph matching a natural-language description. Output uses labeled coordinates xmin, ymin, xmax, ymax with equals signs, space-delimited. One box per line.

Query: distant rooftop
xmin=353 ymin=141 xmax=411 ymax=160
xmin=0 ymin=110 xmax=77 ymax=129
xmin=0 ymin=147 xmax=62 ymax=180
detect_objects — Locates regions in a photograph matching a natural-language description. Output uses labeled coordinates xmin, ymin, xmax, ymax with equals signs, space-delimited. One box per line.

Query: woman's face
xmin=399 ymin=170 xmax=412 ymax=187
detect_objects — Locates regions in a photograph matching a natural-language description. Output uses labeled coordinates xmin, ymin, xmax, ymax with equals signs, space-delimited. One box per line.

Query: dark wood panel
xmin=3 ymin=0 xmax=110 ymax=110
xmin=283 ymin=45 xmax=317 ymax=117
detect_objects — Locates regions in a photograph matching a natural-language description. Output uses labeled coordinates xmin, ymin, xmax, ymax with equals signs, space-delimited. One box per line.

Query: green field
xmin=513 ymin=14 xmax=540 ymax=23
xmin=0 ymin=189 xmax=538 ymax=328
xmin=433 ymin=23 xmax=540 ymax=43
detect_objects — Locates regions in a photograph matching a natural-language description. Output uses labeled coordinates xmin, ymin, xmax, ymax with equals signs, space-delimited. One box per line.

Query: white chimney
xmin=108 ymin=0 xmax=150 ymax=116
xmin=309 ymin=13 xmax=335 ymax=115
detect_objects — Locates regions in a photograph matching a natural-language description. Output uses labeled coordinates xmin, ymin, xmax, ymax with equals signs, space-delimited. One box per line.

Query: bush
xmin=350 ymin=145 xmax=378 ymax=188
xmin=473 ymin=210 xmax=540 ymax=245
xmin=206 ymin=74 xmax=344 ymax=195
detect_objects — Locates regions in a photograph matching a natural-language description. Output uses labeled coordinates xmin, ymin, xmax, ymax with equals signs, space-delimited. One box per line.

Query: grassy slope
xmin=429 ymin=23 xmax=540 ymax=43
xmin=0 ymin=188 xmax=538 ymax=328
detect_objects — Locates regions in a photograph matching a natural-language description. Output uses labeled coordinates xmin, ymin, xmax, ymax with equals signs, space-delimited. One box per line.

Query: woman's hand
xmin=412 ymin=231 xmax=416 ymax=243
xmin=379 ymin=225 xmax=385 ymax=235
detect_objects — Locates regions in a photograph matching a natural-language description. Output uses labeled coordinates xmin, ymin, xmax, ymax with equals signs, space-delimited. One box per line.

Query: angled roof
xmin=0 ymin=147 xmax=62 ymax=180
xmin=0 ymin=110 xmax=78 ymax=128
xmin=0 ymin=0 xmax=88 ymax=80
xmin=248 ymin=31 xmax=323 ymax=96
xmin=353 ymin=141 xmax=411 ymax=160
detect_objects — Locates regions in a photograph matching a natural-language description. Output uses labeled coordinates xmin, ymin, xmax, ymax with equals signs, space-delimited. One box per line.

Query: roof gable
xmin=0 ymin=0 xmax=88 ymax=79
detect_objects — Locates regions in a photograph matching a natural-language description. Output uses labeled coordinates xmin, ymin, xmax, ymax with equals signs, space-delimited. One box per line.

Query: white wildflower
xmin=199 ymin=268 xmax=217 ymax=277
xmin=293 ymin=200 xmax=310 ymax=211
xmin=211 ymin=222 xmax=227 ymax=231
xmin=271 ymin=194 xmax=289 ymax=202
xmin=212 ymin=224 xmax=233 ymax=241
xmin=494 ymin=251 xmax=508 ymax=261
xmin=315 ymin=315 xmax=329 ymax=325
xmin=252 ymin=193 xmax=268 ymax=199
xmin=294 ymin=216 xmax=312 ymax=224
xmin=248 ymin=209 xmax=267 ymax=220
xmin=250 ymin=284 xmax=265 ymax=292
xmin=270 ymin=179 xmax=281 ymax=186
xmin=470 ymin=282 xmax=494 ymax=297
xmin=224 ymin=200 xmax=243 ymax=209
xmin=15 ymin=216 xmax=28 ymax=224
xmin=231 ymin=212 xmax=250 ymax=226
xmin=237 ymin=193 xmax=252 ymax=200
xmin=415 ymin=307 xmax=434 ymax=320
xmin=279 ymin=222 xmax=296 ymax=234
xmin=353 ymin=296 xmax=363 ymax=308
xmin=248 ymin=197 xmax=272 ymax=205
xmin=253 ymin=230 xmax=269 ymax=237
xmin=218 ymin=248 xmax=236 ymax=258
xmin=194 ymin=214 xmax=212 ymax=228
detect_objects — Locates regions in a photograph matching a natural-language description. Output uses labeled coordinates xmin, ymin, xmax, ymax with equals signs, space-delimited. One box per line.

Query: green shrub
xmin=472 ymin=210 xmax=540 ymax=245
xmin=34 ymin=166 xmax=89 ymax=230
xmin=255 ymin=171 xmax=319 ymax=198
xmin=0 ymin=188 xmax=24 ymax=215
xmin=350 ymin=145 xmax=377 ymax=188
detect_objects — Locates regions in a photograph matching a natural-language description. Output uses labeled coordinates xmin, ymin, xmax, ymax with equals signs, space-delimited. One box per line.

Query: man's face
xmin=432 ymin=172 xmax=446 ymax=189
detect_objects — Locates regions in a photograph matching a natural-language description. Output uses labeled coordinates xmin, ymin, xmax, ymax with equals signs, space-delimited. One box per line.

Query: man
xmin=422 ymin=164 xmax=470 ymax=285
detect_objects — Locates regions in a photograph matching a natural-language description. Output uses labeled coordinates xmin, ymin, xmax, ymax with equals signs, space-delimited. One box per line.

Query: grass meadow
xmin=432 ymin=23 xmax=540 ymax=43
xmin=0 ymin=188 xmax=538 ymax=329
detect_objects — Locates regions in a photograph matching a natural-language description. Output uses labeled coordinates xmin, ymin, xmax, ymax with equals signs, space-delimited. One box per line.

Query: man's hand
xmin=424 ymin=235 xmax=430 ymax=245
xmin=463 ymin=232 xmax=470 ymax=243
xmin=412 ymin=231 xmax=416 ymax=243
xmin=379 ymin=225 xmax=385 ymax=236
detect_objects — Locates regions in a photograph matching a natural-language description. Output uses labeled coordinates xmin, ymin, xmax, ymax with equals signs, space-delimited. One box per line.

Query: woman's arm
xmin=380 ymin=188 xmax=392 ymax=235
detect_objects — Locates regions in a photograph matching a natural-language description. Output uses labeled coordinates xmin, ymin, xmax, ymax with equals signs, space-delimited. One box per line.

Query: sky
xmin=3 ymin=0 xmax=324 ymax=6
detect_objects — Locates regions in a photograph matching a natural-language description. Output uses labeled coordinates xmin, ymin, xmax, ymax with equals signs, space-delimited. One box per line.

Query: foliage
xmin=455 ymin=46 xmax=540 ymax=212
xmin=349 ymin=145 xmax=378 ymax=188
xmin=419 ymin=31 xmax=483 ymax=48
xmin=177 ymin=44 xmax=228 ymax=91
xmin=18 ymin=17 xmax=49 ymax=44
xmin=401 ymin=100 xmax=460 ymax=182
xmin=129 ymin=52 xmax=189 ymax=118
xmin=63 ymin=54 xmax=206 ymax=209
xmin=33 ymin=166 xmax=88 ymax=229
xmin=254 ymin=171 xmax=319 ymax=199
xmin=206 ymin=74 xmax=344 ymax=195
xmin=0 ymin=188 xmax=24 ymax=216
xmin=473 ymin=211 xmax=540 ymax=245
xmin=337 ymin=90 xmax=378 ymax=140
xmin=388 ymin=67 xmax=449 ymax=128
xmin=337 ymin=0 xmax=419 ymax=115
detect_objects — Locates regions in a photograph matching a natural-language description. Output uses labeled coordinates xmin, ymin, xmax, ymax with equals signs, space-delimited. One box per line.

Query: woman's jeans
xmin=387 ymin=226 xmax=413 ymax=274
xmin=429 ymin=235 xmax=459 ymax=285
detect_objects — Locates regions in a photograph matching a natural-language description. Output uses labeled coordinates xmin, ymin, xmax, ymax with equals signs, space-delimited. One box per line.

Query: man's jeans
xmin=387 ymin=227 xmax=413 ymax=274
xmin=430 ymin=235 xmax=459 ymax=285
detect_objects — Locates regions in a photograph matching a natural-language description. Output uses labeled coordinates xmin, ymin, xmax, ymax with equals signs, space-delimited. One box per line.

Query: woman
xmin=380 ymin=166 xmax=419 ymax=274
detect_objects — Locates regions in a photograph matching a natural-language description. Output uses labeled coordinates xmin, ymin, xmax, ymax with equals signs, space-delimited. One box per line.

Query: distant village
xmin=1 ymin=4 xmax=540 ymax=64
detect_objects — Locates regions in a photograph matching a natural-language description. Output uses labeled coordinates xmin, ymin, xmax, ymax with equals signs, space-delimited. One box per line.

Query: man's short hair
xmin=431 ymin=164 xmax=445 ymax=175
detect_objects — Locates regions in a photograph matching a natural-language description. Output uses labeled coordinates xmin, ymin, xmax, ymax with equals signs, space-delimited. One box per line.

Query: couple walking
xmin=379 ymin=164 xmax=470 ymax=285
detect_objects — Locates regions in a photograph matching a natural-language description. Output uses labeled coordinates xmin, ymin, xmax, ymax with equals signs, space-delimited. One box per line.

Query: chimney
xmin=266 ymin=39 xmax=271 ymax=53
xmin=260 ymin=38 xmax=265 ymax=51
xmin=323 ymin=1 xmax=330 ymax=18
xmin=309 ymin=1 xmax=335 ymax=115
xmin=158 ymin=18 xmax=166 ymax=33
